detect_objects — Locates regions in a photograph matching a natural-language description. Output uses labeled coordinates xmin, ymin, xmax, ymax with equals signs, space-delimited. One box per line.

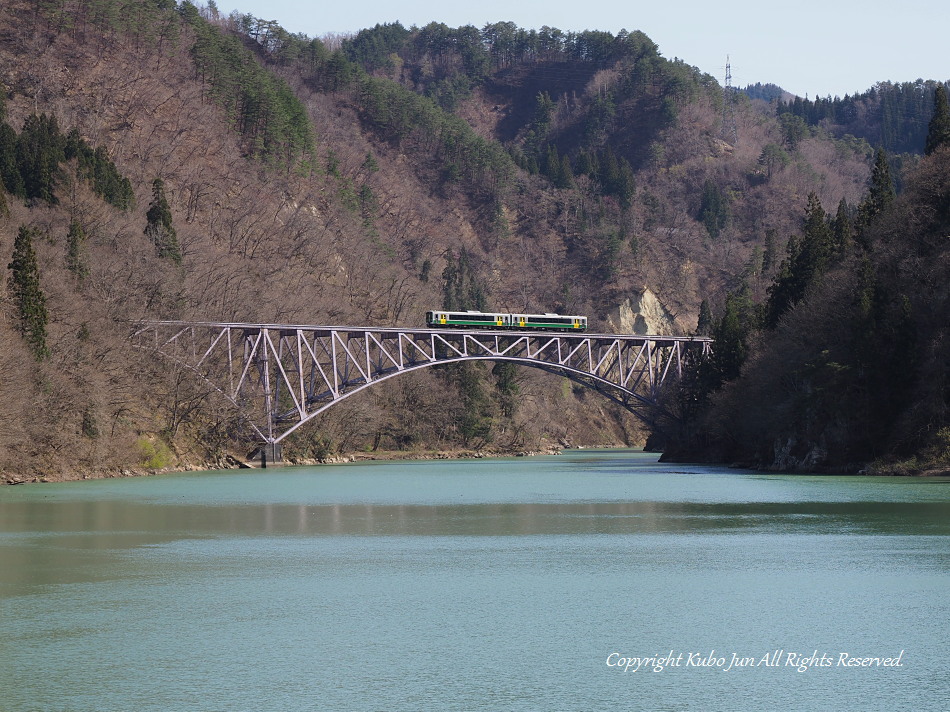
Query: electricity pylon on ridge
xmin=722 ymin=55 xmax=739 ymax=146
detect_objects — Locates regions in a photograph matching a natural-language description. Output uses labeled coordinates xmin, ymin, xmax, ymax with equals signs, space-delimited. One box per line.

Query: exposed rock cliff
xmin=604 ymin=289 xmax=681 ymax=335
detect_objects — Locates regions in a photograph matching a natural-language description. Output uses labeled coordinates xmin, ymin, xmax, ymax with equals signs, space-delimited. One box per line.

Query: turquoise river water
xmin=1 ymin=450 xmax=949 ymax=711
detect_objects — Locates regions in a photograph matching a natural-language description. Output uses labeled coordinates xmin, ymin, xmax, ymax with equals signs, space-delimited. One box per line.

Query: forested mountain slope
xmin=776 ymin=81 xmax=950 ymax=157
xmin=669 ymin=147 xmax=950 ymax=474
xmin=0 ymin=1 xmax=942 ymax=478
xmin=664 ymin=92 xmax=950 ymax=473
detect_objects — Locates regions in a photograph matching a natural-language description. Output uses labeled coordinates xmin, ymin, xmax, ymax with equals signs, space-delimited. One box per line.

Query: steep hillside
xmin=670 ymin=145 xmax=950 ymax=474
xmin=661 ymin=83 xmax=950 ymax=475
xmin=288 ymin=18 xmax=877 ymax=320
xmin=0 ymin=1 xmax=920 ymax=479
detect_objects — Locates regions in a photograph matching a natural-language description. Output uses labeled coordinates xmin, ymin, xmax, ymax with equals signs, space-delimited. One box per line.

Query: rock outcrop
xmin=604 ymin=289 xmax=679 ymax=335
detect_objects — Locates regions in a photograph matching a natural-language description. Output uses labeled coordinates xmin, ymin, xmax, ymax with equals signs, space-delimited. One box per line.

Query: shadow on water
xmin=3 ymin=498 xmax=950 ymax=540
xmin=4 ymin=497 xmax=949 ymax=598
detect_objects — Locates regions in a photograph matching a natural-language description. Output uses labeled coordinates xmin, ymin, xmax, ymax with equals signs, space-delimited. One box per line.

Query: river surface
xmin=2 ymin=450 xmax=949 ymax=711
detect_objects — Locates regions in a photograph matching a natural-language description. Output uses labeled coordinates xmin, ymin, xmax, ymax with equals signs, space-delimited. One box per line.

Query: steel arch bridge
xmin=134 ymin=321 xmax=711 ymax=454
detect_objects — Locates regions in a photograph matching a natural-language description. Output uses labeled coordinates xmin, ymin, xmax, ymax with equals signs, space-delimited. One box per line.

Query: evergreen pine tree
xmin=705 ymin=285 xmax=759 ymax=388
xmin=64 ymin=129 xmax=135 ymax=210
xmin=455 ymin=360 xmax=493 ymax=445
xmin=541 ymin=144 xmax=561 ymax=185
xmin=762 ymin=229 xmax=777 ymax=275
xmin=533 ymin=91 xmax=554 ymax=134
xmin=16 ymin=113 xmax=65 ymax=204
xmin=698 ymin=180 xmax=729 ymax=239
xmin=441 ymin=249 xmax=486 ymax=311
xmin=614 ymin=156 xmax=635 ymax=209
xmin=798 ymin=192 xmax=834 ymax=274
xmin=600 ymin=147 xmax=620 ymax=195
xmin=765 ymin=235 xmax=800 ymax=328
xmin=765 ymin=193 xmax=833 ymax=328
xmin=440 ymin=249 xmax=493 ymax=443
xmin=925 ymin=85 xmax=950 ymax=155
xmin=695 ymin=299 xmax=713 ymax=336
xmin=492 ymin=361 xmax=518 ymax=418
xmin=7 ymin=225 xmax=50 ymax=359
xmin=868 ymin=148 xmax=896 ymax=209
xmin=144 ymin=178 xmax=182 ymax=264
xmin=558 ymin=153 xmax=575 ymax=189
xmin=832 ymin=198 xmax=854 ymax=253
xmin=0 ymin=83 xmax=19 ymax=200
xmin=0 ymin=122 xmax=22 ymax=198
xmin=856 ymin=148 xmax=895 ymax=244
xmin=574 ymin=150 xmax=595 ymax=178
xmin=758 ymin=143 xmax=789 ymax=180
xmin=65 ymin=218 xmax=89 ymax=280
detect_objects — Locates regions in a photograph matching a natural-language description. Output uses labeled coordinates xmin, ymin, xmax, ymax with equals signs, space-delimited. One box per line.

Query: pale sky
xmin=212 ymin=0 xmax=947 ymax=99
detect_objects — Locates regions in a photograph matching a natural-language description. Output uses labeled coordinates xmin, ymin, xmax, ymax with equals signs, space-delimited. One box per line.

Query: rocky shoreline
xmin=1 ymin=447 xmax=571 ymax=485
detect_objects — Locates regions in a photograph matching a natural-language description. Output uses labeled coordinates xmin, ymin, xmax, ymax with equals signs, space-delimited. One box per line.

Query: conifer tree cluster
xmin=7 ymin=225 xmax=50 ymax=360
xmin=765 ymin=192 xmax=835 ymax=327
xmin=179 ymin=1 xmax=315 ymax=165
xmin=0 ymin=96 xmax=133 ymax=209
xmin=698 ymin=180 xmax=731 ymax=239
xmin=777 ymin=80 xmax=950 ymax=154
xmin=144 ymin=178 xmax=181 ymax=264
xmin=353 ymin=75 xmax=514 ymax=200
xmin=856 ymin=148 xmax=895 ymax=236
xmin=64 ymin=129 xmax=135 ymax=209
xmin=438 ymin=250 xmax=499 ymax=445
xmin=694 ymin=147 xmax=896 ymax=402
xmin=441 ymin=249 xmax=487 ymax=311
xmin=573 ymin=148 xmax=636 ymax=207
xmin=15 ymin=114 xmax=64 ymax=204
xmin=925 ymin=85 xmax=950 ymax=155
xmin=540 ymin=145 xmax=575 ymax=189
xmin=235 ymin=15 xmax=707 ymax=208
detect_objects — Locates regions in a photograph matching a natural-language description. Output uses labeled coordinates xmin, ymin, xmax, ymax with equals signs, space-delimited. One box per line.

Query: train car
xmin=510 ymin=313 xmax=587 ymax=331
xmin=426 ymin=311 xmax=511 ymax=328
xmin=426 ymin=311 xmax=587 ymax=332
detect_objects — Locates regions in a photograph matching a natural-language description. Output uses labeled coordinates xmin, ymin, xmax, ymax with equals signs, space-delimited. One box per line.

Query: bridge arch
xmin=134 ymin=321 xmax=711 ymax=449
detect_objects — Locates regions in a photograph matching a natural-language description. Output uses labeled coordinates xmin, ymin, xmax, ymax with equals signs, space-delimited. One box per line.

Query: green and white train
xmin=426 ymin=310 xmax=588 ymax=332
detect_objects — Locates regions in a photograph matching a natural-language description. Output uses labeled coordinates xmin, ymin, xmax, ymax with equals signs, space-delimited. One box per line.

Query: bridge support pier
xmin=255 ymin=441 xmax=283 ymax=468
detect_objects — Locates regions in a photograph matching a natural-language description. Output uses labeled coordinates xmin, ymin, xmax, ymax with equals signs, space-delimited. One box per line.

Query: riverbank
xmin=286 ymin=446 xmax=565 ymax=466
xmin=660 ymin=450 xmax=950 ymax=478
xmin=7 ymin=444 xmax=947 ymax=486
xmin=1 ymin=446 xmax=577 ymax=485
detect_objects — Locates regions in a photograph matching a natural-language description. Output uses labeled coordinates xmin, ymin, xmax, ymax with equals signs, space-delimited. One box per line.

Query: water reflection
xmin=4 ymin=498 xmax=950 ymax=541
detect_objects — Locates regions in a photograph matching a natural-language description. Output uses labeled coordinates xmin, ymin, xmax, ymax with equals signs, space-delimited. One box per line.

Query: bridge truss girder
xmin=133 ymin=322 xmax=712 ymax=445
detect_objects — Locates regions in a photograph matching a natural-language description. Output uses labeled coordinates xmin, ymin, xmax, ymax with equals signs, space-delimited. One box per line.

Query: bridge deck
xmin=144 ymin=320 xmax=707 ymax=342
